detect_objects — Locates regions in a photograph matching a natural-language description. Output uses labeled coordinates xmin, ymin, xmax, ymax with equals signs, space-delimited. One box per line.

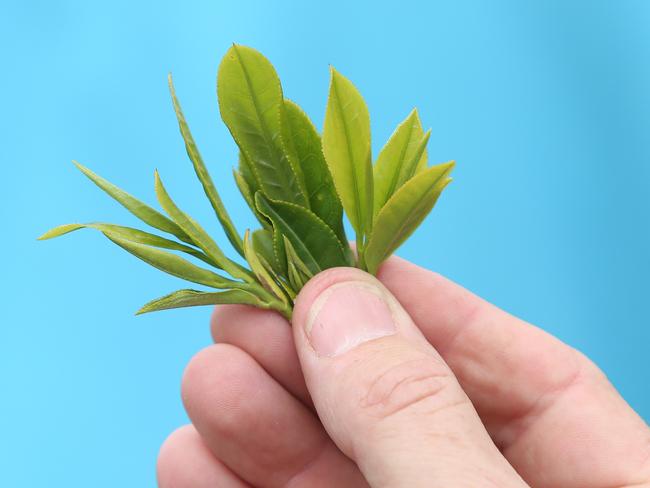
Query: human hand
xmin=157 ymin=257 xmax=650 ymax=487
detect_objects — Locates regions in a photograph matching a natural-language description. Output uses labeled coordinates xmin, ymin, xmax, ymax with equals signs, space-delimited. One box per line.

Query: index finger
xmin=378 ymin=256 xmax=650 ymax=488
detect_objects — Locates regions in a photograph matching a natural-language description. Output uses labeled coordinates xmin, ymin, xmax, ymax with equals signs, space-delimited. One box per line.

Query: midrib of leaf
xmin=398 ymin=130 xmax=431 ymax=184
xmin=232 ymin=46 xmax=300 ymax=201
xmin=267 ymin=205 xmax=321 ymax=272
xmin=383 ymin=119 xmax=415 ymax=206
xmin=332 ymin=76 xmax=364 ymax=239
xmin=376 ymin=178 xmax=449 ymax=254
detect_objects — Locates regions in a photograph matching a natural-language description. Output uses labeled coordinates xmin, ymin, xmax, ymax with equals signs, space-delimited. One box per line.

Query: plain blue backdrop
xmin=2 ymin=0 xmax=649 ymax=486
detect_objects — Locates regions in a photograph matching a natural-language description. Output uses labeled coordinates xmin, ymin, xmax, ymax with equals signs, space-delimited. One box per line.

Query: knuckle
xmin=359 ymin=356 xmax=466 ymax=420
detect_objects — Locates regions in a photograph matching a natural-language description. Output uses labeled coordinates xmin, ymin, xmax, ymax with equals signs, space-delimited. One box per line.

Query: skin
xmin=157 ymin=256 xmax=650 ymax=487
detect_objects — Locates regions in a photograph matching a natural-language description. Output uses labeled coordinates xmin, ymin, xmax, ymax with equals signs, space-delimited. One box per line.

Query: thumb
xmin=292 ymin=268 xmax=526 ymax=488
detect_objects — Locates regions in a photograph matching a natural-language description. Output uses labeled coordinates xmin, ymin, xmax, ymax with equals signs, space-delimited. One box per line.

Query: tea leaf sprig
xmin=40 ymin=45 xmax=454 ymax=319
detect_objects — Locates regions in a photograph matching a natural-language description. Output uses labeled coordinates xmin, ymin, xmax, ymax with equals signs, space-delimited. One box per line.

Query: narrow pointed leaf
xmin=234 ymin=164 xmax=270 ymax=228
xmin=322 ymin=67 xmax=373 ymax=241
xmin=365 ymin=162 xmax=455 ymax=274
xmin=252 ymin=228 xmax=281 ymax=274
xmin=253 ymin=230 xmax=296 ymax=299
xmin=217 ymin=44 xmax=307 ymax=206
xmin=283 ymin=236 xmax=313 ymax=290
xmin=243 ymin=230 xmax=287 ymax=304
xmin=281 ymin=99 xmax=346 ymax=244
xmin=168 ymin=74 xmax=245 ymax=257
xmin=154 ymin=171 xmax=252 ymax=282
xmin=72 ymin=161 xmax=192 ymax=244
xmin=373 ymin=109 xmax=429 ymax=215
xmin=103 ymin=232 xmax=237 ymax=289
xmin=38 ymin=222 xmax=214 ymax=265
xmin=136 ymin=288 xmax=267 ymax=315
xmin=255 ymin=193 xmax=350 ymax=275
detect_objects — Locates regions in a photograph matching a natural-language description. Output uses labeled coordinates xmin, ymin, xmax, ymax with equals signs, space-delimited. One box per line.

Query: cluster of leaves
xmin=40 ymin=45 xmax=454 ymax=319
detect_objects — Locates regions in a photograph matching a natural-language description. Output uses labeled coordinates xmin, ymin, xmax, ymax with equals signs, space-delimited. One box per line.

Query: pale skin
xmin=157 ymin=256 xmax=650 ymax=487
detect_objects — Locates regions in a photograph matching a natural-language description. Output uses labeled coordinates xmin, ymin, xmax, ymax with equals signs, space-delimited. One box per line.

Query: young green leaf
xmin=365 ymin=161 xmax=455 ymax=274
xmin=38 ymin=223 xmax=214 ymax=265
xmin=281 ymin=99 xmax=346 ymax=245
xmin=103 ymin=232 xmax=238 ymax=289
xmin=243 ymin=230 xmax=288 ymax=305
xmin=253 ymin=231 xmax=296 ymax=300
xmin=154 ymin=171 xmax=252 ymax=282
xmin=234 ymin=154 xmax=270 ymax=228
xmin=255 ymin=193 xmax=351 ymax=275
xmin=283 ymin=236 xmax=313 ymax=291
xmin=168 ymin=74 xmax=245 ymax=257
xmin=136 ymin=288 xmax=268 ymax=315
xmin=72 ymin=161 xmax=192 ymax=244
xmin=373 ymin=109 xmax=430 ymax=215
xmin=217 ymin=44 xmax=307 ymax=206
xmin=322 ymin=67 xmax=373 ymax=243
xmin=252 ymin=229 xmax=281 ymax=273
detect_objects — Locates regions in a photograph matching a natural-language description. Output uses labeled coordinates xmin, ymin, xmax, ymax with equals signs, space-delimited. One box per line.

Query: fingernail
xmin=305 ymin=281 xmax=396 ymax=357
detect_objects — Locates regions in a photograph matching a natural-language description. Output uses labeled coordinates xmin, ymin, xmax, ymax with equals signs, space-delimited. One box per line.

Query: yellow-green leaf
xmin=283 ymin=236 xmax=313 ymax=291
xmin=373 ymin=109 xmax=430 ymax=215
xmin=322 ymin=67 xmax=373 ymax=242
xmin=154 ymin=171 xmax=252 ymax=282
xmin=168 ymin=74 xmax=244 ymax=257
xmin=217 ymin=44 xmax=307 ymax=206
xmin=72 ymin=161 xmax=192 ymax=244
xmin=136 ymin=288 xmax=266 ymax=315
xmin=365 ymin=161 xmax=455 ymax=274
xmin=243 ymin=230 xmax=288 ymax=304
xmin=38 ymin=222 xmax=214 ymax=265
xmin=104 ymin=232 xmax=236 ymax=289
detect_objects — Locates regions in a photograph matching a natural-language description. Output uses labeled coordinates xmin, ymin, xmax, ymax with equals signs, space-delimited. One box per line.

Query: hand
xmin=157 ymin=257 xmax=650 ymax=487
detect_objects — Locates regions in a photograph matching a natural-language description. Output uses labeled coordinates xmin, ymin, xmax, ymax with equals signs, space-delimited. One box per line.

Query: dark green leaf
xmin=217 ymin=44 xmax=307 ymax=206
xmin=72 ymin=161 xmax=192 ymax=244
xmin=168 ymin=74 xmax=245 ymax=257
xmin=365 ymin=162 xmax=454 ymax=274
xmin=255 ymin=193 xmax=350 ymax=275
xmin=322 ymin=67 xmax=373 ymax=242
xmin=281 ymin=99 xmax=346 ymax=244
xmin=136 ymin=288 xmax=266 ymax=314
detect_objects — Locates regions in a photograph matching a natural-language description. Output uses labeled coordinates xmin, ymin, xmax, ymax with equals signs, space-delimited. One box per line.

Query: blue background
xmin=2 ymin=0 xmax=649 ymax=485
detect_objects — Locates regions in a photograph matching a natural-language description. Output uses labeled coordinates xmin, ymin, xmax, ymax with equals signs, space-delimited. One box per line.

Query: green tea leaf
xmin=136 ymin=288 xmax=266 ymax=315
xmin=252 ymin=229 xmax=296 ymax=299
xmin=234 ymin=157 xmax=270 ymax=229
xmin=154 ymin=171 xmax=253 ymax=282
xmin=104 ymin=232 xmax=237 ymax=289
xmin=365 ymin=161 xmax=455 ymax=274
xmin=252 ymin=229 xmax=280 ymax=273
xmin=255 ymin=193 xmax=351 ymax=275
xmin=168 ymin=74 xmax=245 ymax=257
xmin=217 ymin=44 xmax=307 ymax=206
xmin=243 ymin=230 xmax=287 ymax=304
xmin=38 ymin=222 xmax=214 ymax=265
xmin=373 ymin=109 xmax=430 ymax=215
xmin=322 ymin=67 xmax=373 ymax=242
xmin=73 ymin=161 xmax=192 ymax=244
xmin=281 ymin=99 xmax=346 ymax=244
xmin=283 ymin=236 xmax=313 ymax=291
